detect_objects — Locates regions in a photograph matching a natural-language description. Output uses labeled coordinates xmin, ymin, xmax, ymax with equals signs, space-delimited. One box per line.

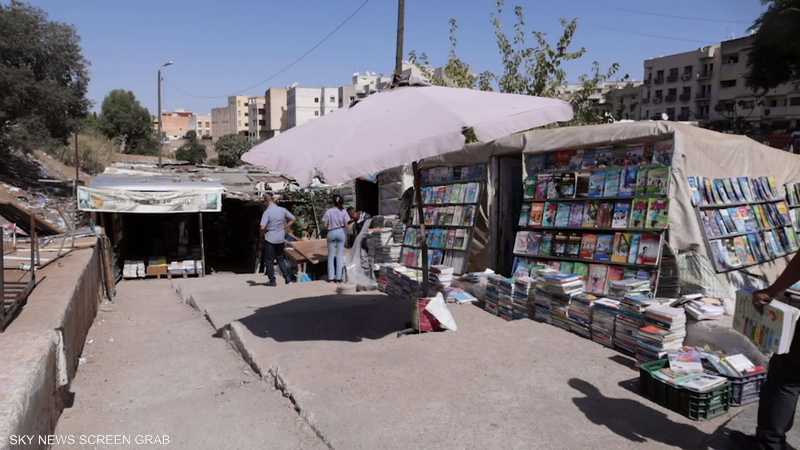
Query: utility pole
xmin=73 ymin=133 xmax=79 ymax=199
xmin=393 ymin=0 xmax=405 ymax=82
xmin=157 ymin=61 xmax=173 ymax=168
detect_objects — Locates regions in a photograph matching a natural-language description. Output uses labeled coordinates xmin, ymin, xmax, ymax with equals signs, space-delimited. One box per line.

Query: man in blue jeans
xmin=259 ymin=193 xmax=295 ymax=286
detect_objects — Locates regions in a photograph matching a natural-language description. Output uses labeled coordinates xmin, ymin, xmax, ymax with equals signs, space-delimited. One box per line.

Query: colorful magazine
xmin=542 ymin=202 xmax=558 ymax=227
xmin=588 ymin=264 xmax=609 ymax=294
xmin=582 ymin=201 xmax=599 ymax=228
xmin=637 ymin=233 xmax=661 ymax=265
xmin=568 ymin=203 xmax=585 ymax=228
xmin=646 ymin=198 xmax=669 ymax=229
xmin=555 ymin=203 xmax=572 ymax=227
xmin=612 ymin=201 xmax=631 ymax=229
xmin=620 ymin=166 xmax=638 ymax=197
xmin=594 ymin=234 xmax=614 ymax=262
xmin=611 ymin=232 xmax=631 ymax=264
xmin=629 ymin=198 xmax=649 ymax=228
xmin=604 ymin=168 xmax=622 ymax=197
xmin=529 ymin=202 xmax=545 ymax=226
xmin=588 ymin=171 xmax=606 ymax=198
xmin=597 ymin=202 xmax=614 ymax=228
xmin=580 ymin=234 xmax=598 ymax=259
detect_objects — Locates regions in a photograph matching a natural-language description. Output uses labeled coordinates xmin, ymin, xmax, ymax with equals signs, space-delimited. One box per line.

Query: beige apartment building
xmin=160 ymin=110 xmax=195 ymax=141
xmin=263 ymin=88 xmax=288 ymax=139
xmin=211 ymin=96 xmax=250 ymax=141
xmin=194 ymin=114 xmax=211 ymax=139
xmin=247 ymin=97 xmax=266 ymax=143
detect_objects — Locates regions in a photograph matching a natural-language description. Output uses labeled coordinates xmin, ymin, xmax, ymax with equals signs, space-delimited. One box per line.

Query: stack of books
xmin=636 ymin=305 xmax=687 ymax=364
xmin=429 ymin=265 xmax=455 ymax=289
xmin=569 ymin=293 xmax=597 ymax=338
xmin=540 ymin=273 xmax=584 ymax=296
xmin=607 ymin=278 xmax=651 ymax=299
xmin=532 ymin=289 xmax=553 ymax=323
xmin=383 ymin=266 xmax=423 ymax=302
xmin=551 ymin=292 xmax=573 ymax=331
xmin=391 ymin=219 xmax=406 ymax=244
xmin=615 ymin=293 xmax=658 ymax=356
xmin=591 ymin=298 xmax=620 ymax=348
xmin=513 ymin=276 xmax=534 ymax=320
xmin=683 ymin=295 xmax=725 ymax=320
xmin=485 ymin=275 xmax=514 ymax=318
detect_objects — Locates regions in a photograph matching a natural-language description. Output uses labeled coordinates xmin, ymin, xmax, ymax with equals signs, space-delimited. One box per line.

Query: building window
xmin=683 ymin=65 xmax=693 ymax=74
xmin=314 ymin=97 xmax=319 ymax=103
xmin=723 ymin=54 xmax=740 ymax=64
xmin=314 ymin=111 xmax=319 ymax=116
xmin=666 ymin=107 xmax=675 ymax=119
xmin=790 ymin=97 xmax=800 ymax=106
xmin=720 ymin=79 xmax=737 ymax=88
xmin=329 ymin=96 xmax=335 ymax=102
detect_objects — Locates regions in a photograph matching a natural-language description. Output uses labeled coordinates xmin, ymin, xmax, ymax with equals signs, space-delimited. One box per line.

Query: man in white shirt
xmin=259 ymin=193 xmax=296 ymax=286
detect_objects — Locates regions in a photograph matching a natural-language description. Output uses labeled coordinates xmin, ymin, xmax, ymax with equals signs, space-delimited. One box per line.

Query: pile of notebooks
xmin=636 ymin=305 xmax=687 ymax=365
xmin=591 ymin=298 xmax=620 ymax=348
xmin=615 ymin=293 xmax=659 ymax=355
xmin=569 ymin=293 xmax=597 ymax=338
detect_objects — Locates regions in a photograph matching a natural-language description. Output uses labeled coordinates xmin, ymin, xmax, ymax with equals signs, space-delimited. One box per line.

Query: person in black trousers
xmin=753 ymin=252 xmax=800 ymax=449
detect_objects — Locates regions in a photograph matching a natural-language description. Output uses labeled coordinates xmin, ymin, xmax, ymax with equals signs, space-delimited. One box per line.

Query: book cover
xmin=568 ymin=150 xmax=585 ymax=170
xmin=607 ymin=266 xmax=625 ymax=283
xmin=723 ymin=178 xmax=739 ymax=202
xmin=568 ymin=203 xmax=585 ymax=228
xmin=588 ymin=264 xmax=609 ymax=294
xmin=573 ymin=262 xmax=589 ymax=281
xmin=699 ymin=211 xmax=717 ymax=237
xmin=751 ymin=178 xmax=765 ymax=201
xmin=718 ymin=208 xmax=737 ymax=234
xmin=534 ymin=174 xmax=551 ymax=201
xmin=556 ymin=172 xmax=577 ymax=198
xmin=687 ymin=176 xmax=703 ymax=206
xmin=597 ymin=202 xmax=614 ymax=228
xmin=777 ymin=202 xmax=791 ymax=226
xmin=627 ymin=233 xmax=641 ymax=264
xmin=646 ymin=166 xmax=670 ymax=196
xmin=625 ymin=145 xmax=647 ymax=165
xmin=582 ymin=201 xmax=598 ymax=228
xmin=588 ymin=171 xmax=605 ymax=198
xmin=559 ymin=261 xmax=575 ymax=274
xmin=567 ymin=233 xmax=582 ymax=257
xmin=553 ymin=232 xmax=568 ymax=257
xmin=636 ymin=233 xmax=661 ymax=265
xmin=594 ymin=234 xmax=614 ymax=262
xmin=611 ymin=232 xmax=631 ymax=264
xmin=525 ymin=154 xmax=546 ymax=174
xmin=740 ymin=206 xmax=759 ymax=232
xmin=527 ymin=232 xmax=542 ymax=256
xmin=461 ymin=205 xmax=476 ymax=225
xmin=704 ymin=177 xmax=720 ymax=204
xmin=552 ymin=149 xmax=576 ymax=169
xmin=620 ymin=166 xmax=638 ymax=197
xmin=734 ymin=291 xmax=800 ymax=356
xmin=651 ymin=140 xmax=673 ymax=165
xmin=555 ymin=203 xmax=572 ymax=227
xmin=580 ymin=233 xmax=598 ymax=259
xmin=464 ymin=182 xmax=481 ymax=203
xmin=635 ymin=167 xmax=649 ymax=196
xmin=738 ymin=176 xmax=754 ymax=202
xmin=629 ymin=198 xmax=649 ymax=228
xmin=746 ymin=233 xmax=766 ymax=262
xmin=580 ymin=149 xmax=597 ymax=170
xmin=724 ymin=238 xmax=742 ymax=267
xmin=594 ymin=148 xmax=614 ymax=167
xmin=612 ymin=201 xmax=631 ymax=229
xmin=729 ymin=207 xmax=746 ymax=232
xmin=768 ymin=176 xmax=779 ymax=198
xmin=575 ymin=173 xmax=591 ymax=198
xmin=529 ymin=202 xmax=545 ymax=226
xmin=734 ymin=235 xmax=756 ymax=265
xmin=604 ymin=168 xmax=622 ymax=197
xmin=730 ymin=177 xmax=745 ymax=203
xmin=540 ymin=232 xmax=553 ymax=256
xmin=518 ymin=204 xmax=531 ymax=227
xmin=646 ymin=198 xmax=669 ymax=229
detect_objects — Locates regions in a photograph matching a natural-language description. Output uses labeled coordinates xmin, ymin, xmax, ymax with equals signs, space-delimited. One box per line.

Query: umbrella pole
xmin=412 ymin=160 xmax=429 ymax=294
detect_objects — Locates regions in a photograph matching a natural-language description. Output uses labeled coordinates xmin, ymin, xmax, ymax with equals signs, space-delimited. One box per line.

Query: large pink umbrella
xmin=242 ymin=85 xmax=573 ymax=294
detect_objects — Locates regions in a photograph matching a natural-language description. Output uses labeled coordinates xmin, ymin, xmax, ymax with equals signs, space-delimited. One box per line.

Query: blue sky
xmin=29 ymin=0 xmax=764 ymax=114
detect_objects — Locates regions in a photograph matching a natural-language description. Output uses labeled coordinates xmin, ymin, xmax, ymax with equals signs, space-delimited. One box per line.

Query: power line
xmin=588 ymin=23 xmax=716 ymax=45
xmin=613 ymin=7 xmax=752 ymax=25
xmin=165 ymin=0 xmax=371 ymax=100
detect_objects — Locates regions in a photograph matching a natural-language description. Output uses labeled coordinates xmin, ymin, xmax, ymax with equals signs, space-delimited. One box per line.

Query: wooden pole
xmin=198 ymin=212 xmax=206 ymax=277
xmin=393 ymin=0 xmax=405 ymax=82
xmin=412 ymin=161 xmax=429 ymax=294
xmin=74 ymin=133 xmax=79 ymax=199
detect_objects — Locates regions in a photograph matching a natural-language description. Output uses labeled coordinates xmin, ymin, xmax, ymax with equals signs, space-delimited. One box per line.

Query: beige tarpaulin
xmin=500 ymin=121 xmax=800 ymax=288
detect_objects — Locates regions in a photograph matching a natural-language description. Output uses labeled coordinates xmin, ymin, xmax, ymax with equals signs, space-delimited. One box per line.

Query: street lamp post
xmin=157 ymin=61 xmax=174 ymax=167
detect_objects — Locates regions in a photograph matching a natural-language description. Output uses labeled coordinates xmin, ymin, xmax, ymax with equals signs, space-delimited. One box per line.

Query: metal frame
xmin=1 ymin=215 xmax=38 ymax=331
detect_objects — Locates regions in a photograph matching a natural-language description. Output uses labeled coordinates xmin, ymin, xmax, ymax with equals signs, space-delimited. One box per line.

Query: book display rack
xmin=513 ymin=140 xmax=673 ymax=296
xmin=688 ymin=175 xmax=799 ymax=273
xmin=400 ymin=164 xmax=486 ymax=274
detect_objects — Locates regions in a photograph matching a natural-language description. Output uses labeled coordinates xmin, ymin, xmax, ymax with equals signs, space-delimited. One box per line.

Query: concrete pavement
xmin=54 ymin=279 xmax=326 ymax=450
xmin=175 ymin=274 xmax=766 ymax=450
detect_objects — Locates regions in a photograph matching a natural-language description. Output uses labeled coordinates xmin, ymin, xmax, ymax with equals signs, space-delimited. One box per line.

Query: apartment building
xmin=641 ymin=45 xmax=720 ymax=122
xmin=263 ymin=88 xmax=288 ymax=139
xmin=160 ymin=110 xmax=195 ymax=141
xmin=194 ymin=114 xmax=211 ymax=139
xmin=560 ymin=80 xmax=642 ymax=121
xmin=210 ymin=96 xmax=251 ymax=141
xmin=287 ymin=87 xmax=341 ymax=128
xmin=338 ymin=85 xmax=356 ymax=108
xmin=352 ymin=72 xmax=391 ymax=99
xmin=247 ymin=97 xmax=266 ymax=143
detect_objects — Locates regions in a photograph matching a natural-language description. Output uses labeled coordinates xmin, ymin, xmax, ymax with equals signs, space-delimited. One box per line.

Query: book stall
xmin=459 ymin=121 xmax=800 ymax=420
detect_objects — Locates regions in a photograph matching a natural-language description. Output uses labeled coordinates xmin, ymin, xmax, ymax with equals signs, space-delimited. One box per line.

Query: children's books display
xmin=687 ymin=175 xmax=799 ymax=272
xmin=400 ymin=164 xmax=486 ymax=275
xmin=514 ymin=140 xmax=672 ymax=295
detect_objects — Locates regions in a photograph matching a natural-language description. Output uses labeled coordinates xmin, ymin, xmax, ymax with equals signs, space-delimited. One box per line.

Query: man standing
xmin=753 ymin=252 xmax=800 ymax=449
xmin=259 ymin=193 xmax=295 ymax=286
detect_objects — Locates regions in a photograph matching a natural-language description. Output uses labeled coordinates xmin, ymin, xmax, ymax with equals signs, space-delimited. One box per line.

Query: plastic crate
xmin=639 ymin=359 xmax=732 ymax=421
xmin=728 ymin=372 xmax=767 ymax=406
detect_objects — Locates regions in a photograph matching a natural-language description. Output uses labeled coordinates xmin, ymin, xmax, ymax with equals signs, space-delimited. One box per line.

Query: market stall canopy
xmin=78 ymin=174 xmax=224 ymax=214
xmin=241 ymin=86 xmax=573 ymax=186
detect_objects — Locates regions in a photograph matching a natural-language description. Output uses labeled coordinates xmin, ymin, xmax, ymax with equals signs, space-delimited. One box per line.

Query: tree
xmin=175 ymin=130 xmax=207 ymax=164
xmin=0 ymin=1 xmax=90 ymax=154
xmin=215 ymin=134 xmax=249 ymax=167
xmin=98 ymin=89 xmax=157 ymax=155
xmin=746 ymin=0 xmax=800 ymax=93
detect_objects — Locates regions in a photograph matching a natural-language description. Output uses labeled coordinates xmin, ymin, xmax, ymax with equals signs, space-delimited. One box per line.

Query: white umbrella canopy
xmin=242 ymin=85 xmax=573 ymax=186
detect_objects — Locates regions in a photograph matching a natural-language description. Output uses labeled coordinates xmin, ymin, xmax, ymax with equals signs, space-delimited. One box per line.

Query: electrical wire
xmin=613 ymin=7 xmax=752 ymax=25
xmin=587 ymin=23 xmax=716 ymax=45
xmin=165 ymin=0 xmax=370 ymax=100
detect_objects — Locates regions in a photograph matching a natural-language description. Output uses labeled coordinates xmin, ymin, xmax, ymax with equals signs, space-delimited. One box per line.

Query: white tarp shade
xmin=78 ymin=175 xmax=224 ymax=213
xmin=503 ymin=121 xmax=800 ymax=285
xmin=241 ymin=86 xmax=573 ymax=186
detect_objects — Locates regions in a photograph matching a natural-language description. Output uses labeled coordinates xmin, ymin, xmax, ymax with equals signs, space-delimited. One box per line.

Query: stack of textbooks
xmin=429 ymin=265 xmax=455 ymax=289
xmin=513 ymin=276 xmax=534 ymax=320
xmin=381 ymin=265 xmax=424 ymax=302
xmin=551 ymin=293 xmax=573 ymax=331
xmin=485 ymin=275 xmax=514 ymax=319
xmin=681 ymin=295 xmax=725 ymax=320
xmin=368 ymin=228 xmax=402 ymax=264
xmin=607 ymin=278 xmax=651 ymax=299
xmin=591 ymin=298 xmax=620 ymax=348
xmin=532 ymin=289 xmax=553 ymax=323
xmin=540 ymin=273 xmax=585 ymax=296
xmin=636 ymin=305 xmax=687 ymax=365
xmin=569 ymin=293 xmax=597 ymax=338
xmin=615 ymin=293 xmax=659 ymax=355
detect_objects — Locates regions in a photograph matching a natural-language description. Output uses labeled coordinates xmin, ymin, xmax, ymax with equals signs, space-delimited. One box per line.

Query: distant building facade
xmin=194 ymin=114 xmax=211 ymax=139
xmin=287 ymin=87 xmax=341 ymax=128
xmin=247 ymin=97 xmax=266 ymax=143
xmin=263 ymin=87 xmax=288 ymax=139
xmin=352 ymin=72 xmax=391 ymax=99
xmin=211 ymin=96 xmax=251 ymax=141
xmin=161 ymin=110 xmax=194 ymax=141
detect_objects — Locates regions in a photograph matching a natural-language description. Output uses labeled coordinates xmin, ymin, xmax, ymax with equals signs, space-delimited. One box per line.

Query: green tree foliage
xmin=175 ymin=130 xmax=207 ymax=164
xmin=215 ymin=134 xmax=250 ymax=167
xmin=746 ymin=0 xmax=800 ymax=93
xmin=408 ymin=19 xmax=477 ymax=89
xmin=0 ymin=1 xmax=90 ymax=154
xmin=98 ymin=89 xmax=157 ymax=155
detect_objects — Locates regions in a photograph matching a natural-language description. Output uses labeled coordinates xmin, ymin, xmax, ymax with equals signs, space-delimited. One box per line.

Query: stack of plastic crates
xmin=727 ymin=371 xmax=767 ymax=406
xmin=639 ymin=359 xmax=731 ymax=421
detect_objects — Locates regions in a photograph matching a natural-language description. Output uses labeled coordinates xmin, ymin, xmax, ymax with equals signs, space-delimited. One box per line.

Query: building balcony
xmin=667 ymin=74 xmax=679 ymax=83
xmin=654 ymin=76 xmax=665 ymax=85
xmin=695 ymin=93 xmax=710 ymax=102
xmin=679 ymin=93 xmax=692 ymax=102
xmin=697 ymin=72 xmax=712 ymax=81
xmin=681 ymin=73 xmax=693 ymax=82
xmin=644 ymin=79 xmax=651 ymax=85
xmin=641 ymin=97 xmax=651 ymax=104
xmin=665 ymin=94 xmax=677 ymax=103
xmin=653 ymin=97 xmax=664 ymax=104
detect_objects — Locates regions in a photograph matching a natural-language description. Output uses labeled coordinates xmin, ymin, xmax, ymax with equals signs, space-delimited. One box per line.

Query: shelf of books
xmin=513 ymin=140 xmax=673 ymax=296
xmin=688 ymin=175 xmax=799 ymax=273
xmin=785 ymin=182 xmax=800 ymax=233
xmin=400 ymin=164 xmax=486 ymax=275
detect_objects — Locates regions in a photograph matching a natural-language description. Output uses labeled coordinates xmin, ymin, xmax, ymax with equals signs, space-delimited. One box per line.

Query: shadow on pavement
xmin=608 ymin=354 xmax=638 ymax=371
xmin=569 ymin=378 xmax=710 ymax=447
xmin=238 ymin=294 xmax=414 ymax=343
